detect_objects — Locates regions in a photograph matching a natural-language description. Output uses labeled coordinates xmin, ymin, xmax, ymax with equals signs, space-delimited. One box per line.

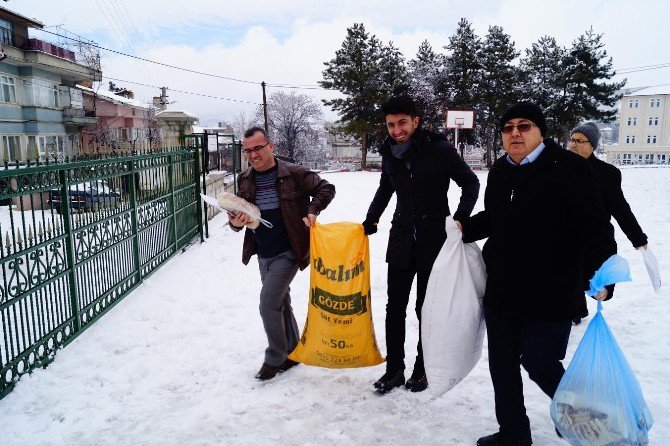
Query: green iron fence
xmin=0 ymin=145 xmax=203 ymax=399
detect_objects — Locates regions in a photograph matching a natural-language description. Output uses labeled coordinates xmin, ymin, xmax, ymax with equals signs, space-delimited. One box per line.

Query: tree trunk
xmin=360 ymin=133 xmax=368 ymax=170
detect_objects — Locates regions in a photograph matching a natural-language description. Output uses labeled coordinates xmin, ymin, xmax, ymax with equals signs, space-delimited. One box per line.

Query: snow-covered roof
xmin=0 ymin=6 xmax=44 ymax=28
xmin=623 ymin=85 xmax=670 ymax=97
xmin=77 ymin=85 xmax=149 ymax=109
xmin=155 ymin=110 xmax=198 ymax=119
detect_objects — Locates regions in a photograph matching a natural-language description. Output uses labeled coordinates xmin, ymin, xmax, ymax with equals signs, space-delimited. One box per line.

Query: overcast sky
xmin=8 ymin=0 xmax=670 ymax=126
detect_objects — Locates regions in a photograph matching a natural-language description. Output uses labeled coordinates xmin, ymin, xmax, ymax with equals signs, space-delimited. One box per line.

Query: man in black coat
xmin=363 ymin=95 xmax=479 ymax=394
xmin=568 ymin=122 xmax=649 ymax=324
xmin=459 ymin=103 xmax=617 ymax=446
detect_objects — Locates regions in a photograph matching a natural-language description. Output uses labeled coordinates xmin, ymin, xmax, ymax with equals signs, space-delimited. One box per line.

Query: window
xmin=0 ymin=18 xmax=12 ymax=46
xmin=658 ymin=154 xmax=667 ymax=164
xmin=21 ymin=79 xmax=60 ymax=108
xmin=635 ymin=154 xmax=643 ymax=164
xmin=644 ymin=154 xmax=654 ymax=164
xmin=0 ymin=75 xmax=17 ymax=103
xmin=29 ymin=135 xmax=65 ymax=161
xmin=627 ymin=117 xmax=637 ymax=126
xmin=648 ymin=116 xmax=659 ymax=125
xmin=646 ymin=135 xmax=657 ymax=144
xmin=625 ymin=135 xmax=636 ymax=144
xmin=628 ymin=99 xmax=639 ymax=108
xmin=650 ymin=98 xmax=661 ymax=107
xmin=2 ymin=135 xmax=22 ymax=162
xmin=622 ymin=153 xmax=632 ymax=165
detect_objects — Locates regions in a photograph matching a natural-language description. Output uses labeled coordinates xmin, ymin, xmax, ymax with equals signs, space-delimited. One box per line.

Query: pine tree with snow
xmin=555 ymin=28 xmax=626 ymax=143
xmin=407 ymin=40 xmax=445 ymax=131
xmin=478 ymin=25 xmax=520 ymax=165
xmin=519 ymin=36 xmax=566 ymax=141
xmin=439 ymin=18 xmax=482 ymax=146
xmin=320 ymin=23 xmax=396 ymax=169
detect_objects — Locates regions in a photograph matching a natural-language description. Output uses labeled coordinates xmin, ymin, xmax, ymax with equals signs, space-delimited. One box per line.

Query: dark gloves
xmin=362 ymin=220 xmax=378 ymax=236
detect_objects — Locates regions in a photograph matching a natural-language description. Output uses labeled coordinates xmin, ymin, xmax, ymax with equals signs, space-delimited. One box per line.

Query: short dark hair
xmin=243 ymin=126 xmax=269 ymax=139
xmin=381 ymin=95 xmax=418 ymax=118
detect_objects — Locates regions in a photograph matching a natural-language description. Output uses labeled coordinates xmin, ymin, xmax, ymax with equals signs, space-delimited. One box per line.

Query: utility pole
xmin=261 ymin=81 xmax=268 ymax=132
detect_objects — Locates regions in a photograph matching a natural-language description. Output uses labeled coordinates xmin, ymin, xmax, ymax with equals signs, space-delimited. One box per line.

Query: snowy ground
xmin=1 ymin=167 xmax=668 ymax=446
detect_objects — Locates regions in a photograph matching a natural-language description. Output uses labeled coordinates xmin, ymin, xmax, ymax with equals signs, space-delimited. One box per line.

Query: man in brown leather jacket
xmin=229 ymin=127 xmax=335 ymax=381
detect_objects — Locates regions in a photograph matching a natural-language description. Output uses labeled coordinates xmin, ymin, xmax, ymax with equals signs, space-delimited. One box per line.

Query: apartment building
xmin=606 ymin=86 xmax=670 ymax=165
xmin=0 ymin=6 xmax=101 ymax=163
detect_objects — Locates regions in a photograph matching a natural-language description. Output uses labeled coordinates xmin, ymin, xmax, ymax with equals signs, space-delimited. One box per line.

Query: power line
xmin=102 ymin=75 xmax=262 ymax=105
xmin=618 ymin=63 xmax=670 ymax=75
xmin=94 ymin=0 xmax=158 ymax=84
xmin=1 ymin=52 xmax=261 ymax=106
xmin=38 ymin=28 xmax=263 ymax=86
xmin=36 ymin=28 xmax=335 ymax=91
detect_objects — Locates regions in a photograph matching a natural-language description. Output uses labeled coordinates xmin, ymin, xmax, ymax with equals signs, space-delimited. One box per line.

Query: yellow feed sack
xmin=289 ymin=222 xmax=384 ymax=368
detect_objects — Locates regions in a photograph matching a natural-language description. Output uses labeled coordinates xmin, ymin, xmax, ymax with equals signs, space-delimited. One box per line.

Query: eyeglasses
xmin=501 ymin=123 xmax=536 ymax=134
xmin=569 ymin=138 xmax=590 ymax=145
xmin=242 ymin=141 xmax=270 ymax=155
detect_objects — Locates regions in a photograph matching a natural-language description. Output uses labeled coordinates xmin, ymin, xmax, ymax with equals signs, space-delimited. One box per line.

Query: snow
xmin=1 ymin=167 xmax=668 ymax=446
xmin=622 ymin=86 xmax=670 ymax=97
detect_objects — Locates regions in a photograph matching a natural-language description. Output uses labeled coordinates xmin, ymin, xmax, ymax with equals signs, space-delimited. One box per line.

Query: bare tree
xmin=232 ymin=109 xmax=259 ymax=140
xmin=143 ymin=106 xmax=162 ymax=149
xmin=256 ymin=91 xmax=324 ymax=165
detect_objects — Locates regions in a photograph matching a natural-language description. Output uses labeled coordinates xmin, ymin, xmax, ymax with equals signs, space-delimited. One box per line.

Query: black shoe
xmin=405 ymin=371 xmax=428 ymax=392
xmin=572 ymin=317 xmax=582 ymax=326
xmin=279 ymin=358 xmax=299 ymax=372
xmin=373 ymin=370 xmax=405 ymax=394
xmin=476 ymin=432 xmax=532 ymax=446
xmin=255 ymin=363 xmax=281 ymax=381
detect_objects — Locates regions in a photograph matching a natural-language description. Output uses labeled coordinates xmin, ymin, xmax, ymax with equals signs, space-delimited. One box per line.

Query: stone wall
xmin=202 ymin=171 xmax=236 ymax=221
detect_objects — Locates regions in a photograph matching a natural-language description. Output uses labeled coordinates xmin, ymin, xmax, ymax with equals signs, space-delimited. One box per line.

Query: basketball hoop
xmin=446 ymin=111 xmax=474 ymax=159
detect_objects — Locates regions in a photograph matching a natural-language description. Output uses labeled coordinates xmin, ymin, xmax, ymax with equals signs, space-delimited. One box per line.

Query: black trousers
xmin=484 ymin=308 xmax=572 ymax=441
xmin=385 ymin=261 xmax=430 ymax=374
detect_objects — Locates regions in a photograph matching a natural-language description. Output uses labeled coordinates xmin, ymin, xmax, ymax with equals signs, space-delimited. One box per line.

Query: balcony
xmin=1 ymin=31 xmax=101 ymax=82
xmin=63 ymin=106 xmax=98 ymax=126
xmin=23 ymin=37 xmax=76 ymax=62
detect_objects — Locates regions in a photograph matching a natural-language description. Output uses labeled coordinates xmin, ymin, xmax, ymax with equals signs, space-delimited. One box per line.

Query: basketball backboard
xmin=446 ymin=110 xmax=474 ymax=129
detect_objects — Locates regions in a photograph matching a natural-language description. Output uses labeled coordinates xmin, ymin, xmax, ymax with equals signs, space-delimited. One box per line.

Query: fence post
xmin=232 ymin=137 xmax=238 ymax=195
xmin=194 ymin=139 xmax=206 ymax=242
xmin=58 ymin=169 xmax=81 ymax=332
xmin=127 ymin=160 xmax=142 ymax=283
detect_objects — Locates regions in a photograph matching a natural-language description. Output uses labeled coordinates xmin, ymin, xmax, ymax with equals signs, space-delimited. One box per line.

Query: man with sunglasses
xmin=228 ymin=126 xmax=335 ymax=381
xmin=458 ymin=102 xmax=617 ymax=446
xmin=363 ymin=95 xmax=480 ymax=394
xmin=568 ymin=122 xmax=648 ymax=325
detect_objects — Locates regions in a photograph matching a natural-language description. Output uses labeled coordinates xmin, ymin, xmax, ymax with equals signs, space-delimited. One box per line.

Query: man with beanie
xmin=569 ymin=122 xmax=648 ymax=324
xmin=458 ymin=102 xmax=617 ymax=446
xmin=363 ymin=95 xmax=479 ymax=394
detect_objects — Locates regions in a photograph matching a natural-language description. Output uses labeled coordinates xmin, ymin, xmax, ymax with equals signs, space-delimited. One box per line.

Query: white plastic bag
xmin=200 ymin=192 xmax=272 ymax=229
xmin=421 ymin=216 xmax=487 ymax=396
xmin=639 ymin=246 xmax=661 ymax=294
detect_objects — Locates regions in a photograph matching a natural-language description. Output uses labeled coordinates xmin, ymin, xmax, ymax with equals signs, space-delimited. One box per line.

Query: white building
xmin=606 ymin=86 xmax=670 ymax=165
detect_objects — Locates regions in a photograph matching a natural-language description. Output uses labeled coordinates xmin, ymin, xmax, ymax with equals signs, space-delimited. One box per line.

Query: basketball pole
xmin=456 ymin=124 xmax=463 ymax=159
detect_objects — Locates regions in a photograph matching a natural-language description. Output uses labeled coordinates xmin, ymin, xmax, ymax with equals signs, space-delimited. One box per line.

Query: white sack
xmin=639 ymin=246 xmax=661 ymax=294
xmin=421 ymin=216 xmax=487 ymax=397
xmin=200 ymin=192 xmax=272 ymax=229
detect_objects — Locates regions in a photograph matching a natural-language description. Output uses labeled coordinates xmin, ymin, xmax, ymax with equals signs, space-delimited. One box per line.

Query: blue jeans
xmin=257 ymin=250 xmax=300 ymax=366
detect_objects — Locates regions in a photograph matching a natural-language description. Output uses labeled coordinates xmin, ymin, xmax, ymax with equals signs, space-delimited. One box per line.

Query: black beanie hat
xmin=499 ymin=102 xmax=547 ymax=136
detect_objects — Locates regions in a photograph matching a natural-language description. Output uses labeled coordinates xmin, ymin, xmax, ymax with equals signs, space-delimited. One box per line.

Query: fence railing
xmin=0 ymin=146 xmax=203 ymax=399
xmin=202 ymin=133 xmax=243 ymax=174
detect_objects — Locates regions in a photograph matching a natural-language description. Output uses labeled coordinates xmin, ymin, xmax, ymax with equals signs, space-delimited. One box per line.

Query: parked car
xmin=49 ymin=180 xmax=121 ymax=213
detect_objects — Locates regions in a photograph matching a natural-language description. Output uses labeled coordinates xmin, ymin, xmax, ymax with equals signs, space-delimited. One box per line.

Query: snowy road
xmin=1 ymin=167 xmax=668 ymax=446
